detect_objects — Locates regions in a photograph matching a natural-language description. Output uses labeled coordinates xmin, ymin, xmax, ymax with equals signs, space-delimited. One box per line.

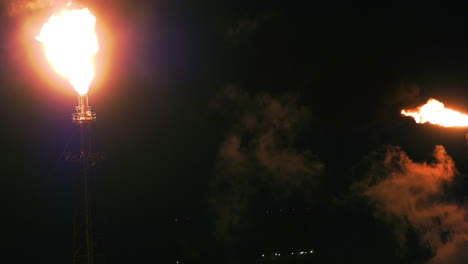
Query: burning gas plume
xmin=36 ymin=2 xmax=98 ymax=95
xmin=401 ymin=98 xmax=468 ymax=127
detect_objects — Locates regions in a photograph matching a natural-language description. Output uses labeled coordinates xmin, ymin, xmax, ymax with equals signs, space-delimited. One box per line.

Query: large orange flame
xmin=401 ymin=98 xmax=468 ymax=127
xmin=36 ymin=4 xmax=98 ymax=95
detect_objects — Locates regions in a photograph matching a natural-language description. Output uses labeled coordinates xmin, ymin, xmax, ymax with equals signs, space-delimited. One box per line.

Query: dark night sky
xmin=4 ymin=1 xmax=468 ymax=263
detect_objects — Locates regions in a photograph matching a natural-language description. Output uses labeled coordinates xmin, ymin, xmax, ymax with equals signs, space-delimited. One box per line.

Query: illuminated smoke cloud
xmin=359 ymin=145 xmax=468 ymax=264
xmin=3 ymin=0 xmax=54 ymax=16
xmin=225 ymin=13 xmax=274 ymax=44
xmin=210 ymin=86 xmax=323 ymax=243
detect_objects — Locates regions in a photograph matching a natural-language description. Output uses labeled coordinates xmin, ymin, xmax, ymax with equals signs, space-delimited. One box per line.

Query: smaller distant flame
xmin=401 ymin=98 xmax=468 ymax=127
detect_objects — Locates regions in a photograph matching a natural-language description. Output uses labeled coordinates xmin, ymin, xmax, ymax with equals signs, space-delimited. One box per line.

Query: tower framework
xmin=67 ymin=94 xmax=102 ymax=264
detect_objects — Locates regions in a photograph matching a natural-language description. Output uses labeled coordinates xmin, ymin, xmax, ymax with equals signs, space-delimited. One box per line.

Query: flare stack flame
xmin=36 ymin=3 xmax=99 ymax=95
xmin=401 ymin=98 xmax=468 ymax=127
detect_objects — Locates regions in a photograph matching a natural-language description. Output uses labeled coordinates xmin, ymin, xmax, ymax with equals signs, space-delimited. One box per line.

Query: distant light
xmin=291 ymin=252 xmax=294 ymax=255
xmin=278 ymin=253 xmax=281 ymax=256
xmin=261 ymin=254 xmax=264 ymax=257
xmin=310 ymin=250 xmax=313 ymax=253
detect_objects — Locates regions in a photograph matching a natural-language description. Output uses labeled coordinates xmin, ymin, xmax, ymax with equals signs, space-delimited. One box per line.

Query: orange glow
xmin=401 ymin=98 xmax=468 ymax=127
xmin=36 ymin=4 xmax=98 ymax=95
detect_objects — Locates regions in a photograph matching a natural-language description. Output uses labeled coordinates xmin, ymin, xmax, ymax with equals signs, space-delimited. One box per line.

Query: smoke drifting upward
xmin=359 ymin=145 xmax=468 ymax=263
xmin=3 ymin=0 xmax=55 ymax=16
xmin=210 ymin=86 xmax=323 ymax=243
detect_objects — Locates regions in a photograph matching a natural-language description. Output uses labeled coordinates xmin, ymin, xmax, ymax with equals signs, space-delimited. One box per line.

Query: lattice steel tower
xmin=67 ymin=94 xmax=103 ymax=264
